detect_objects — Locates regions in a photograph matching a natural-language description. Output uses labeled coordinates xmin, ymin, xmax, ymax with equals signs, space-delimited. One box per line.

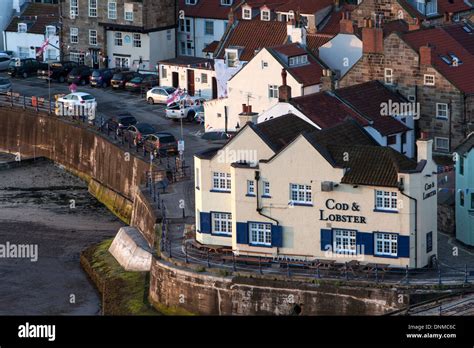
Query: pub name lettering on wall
xmin=319 ymin=199 xmax=367 ymax=224
xmin=423 ymin=182 xmax=436 ymax=200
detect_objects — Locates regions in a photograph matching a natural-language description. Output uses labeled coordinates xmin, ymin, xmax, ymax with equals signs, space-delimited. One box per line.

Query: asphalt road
xmin=0 ymin=73 xmax=218 ymax=167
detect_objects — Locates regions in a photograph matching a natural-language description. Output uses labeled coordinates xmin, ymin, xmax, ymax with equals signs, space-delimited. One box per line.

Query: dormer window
xmin=221 ymin=0 xmax=232 ymax=6
xmin=185 ymin=0 xmax=197 ymax=5
xmin=288 ymin=54 xmax=308 ymax=66
xmin=45 ymin=25 xmax=56 ymax=37
xmin=415 ymin=0 xmax=437 ymax=16
xmin=18 ymin=23 xmax=27 ymax=33
xmin=261 ymin=10 xmax=270 ymax=21
xmin=225 ymin=48 xmax=239 ymax=67
xmin=242 ymin=6 xmax=252 ymax=20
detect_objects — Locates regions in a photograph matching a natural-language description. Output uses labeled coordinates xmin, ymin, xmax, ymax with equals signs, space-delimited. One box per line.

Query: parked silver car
xmin=0 ymin=77 xmax=12 ymax=94
xmin=0 ymin=53 xmax=11 ymax=71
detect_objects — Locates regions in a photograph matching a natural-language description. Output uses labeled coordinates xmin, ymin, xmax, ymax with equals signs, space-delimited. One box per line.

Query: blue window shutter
xmin=200 ymin=212 xmax=211 ymax=234
xmin=398 ymin=235 xmax=410 ymax=258
xmin=320 ymin=229 xmax=332 ymax=251
xmin=236 ymin=222 xmax=249 ymax=244
xmin=271 ymin=225 xmax=283 ymax=247
xmin=356 ymin=232 xmax=373 ymax=255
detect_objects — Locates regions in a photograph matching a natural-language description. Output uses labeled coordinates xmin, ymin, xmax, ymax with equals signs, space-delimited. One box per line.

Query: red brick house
xmin=339 ymin=20 xmax=474 ymax=155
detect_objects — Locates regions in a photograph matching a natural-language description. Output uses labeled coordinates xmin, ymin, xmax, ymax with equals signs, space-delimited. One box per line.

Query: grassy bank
xmin=80 ymin=238 xmax=159 ymax=315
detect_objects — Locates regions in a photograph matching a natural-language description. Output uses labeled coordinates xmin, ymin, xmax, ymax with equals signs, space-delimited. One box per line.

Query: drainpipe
xmin=399 ymin=182 xmax=418 ymax=268
xmin=448 ymin=100 xmax=452 ymax=152
xmin=254 ymin=170 xmax=279 ymax=226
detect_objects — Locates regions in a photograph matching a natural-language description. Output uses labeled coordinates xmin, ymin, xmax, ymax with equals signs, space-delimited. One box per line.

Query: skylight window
xmin=448 ymin=52 xmax=462 ymax=65
xmin=288 ymin=55 xmax=308 ymax=66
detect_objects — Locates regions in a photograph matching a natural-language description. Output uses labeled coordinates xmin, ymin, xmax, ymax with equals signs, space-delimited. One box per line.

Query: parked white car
xmin=165 ymin=97 xmax=206 ymax=122
xmin=0 ymin=53 xmax=11 ymax=71
xmin=55 ymin=92 xmax=97 ymax=120
xmin=146 ymin=86 xmax=176 ymax=104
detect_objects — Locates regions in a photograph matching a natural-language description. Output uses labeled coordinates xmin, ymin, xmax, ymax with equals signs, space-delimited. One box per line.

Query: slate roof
xmin=159 ymin=56 xmax=214 ymax=70
xmin=455 ymin=132 xmax=474 ymax=156
xmin=215 ymin=19 xmax=289 ymax=61
xmin=402 ymin=24 xmax=474 ymax=94
xmin=269 ymin=43 xmax=324 ymax=86
xmin=319 ymin=4 xmax=356 ymax=35
xmin=306 ymin=33 xmax=335 ymax=54
xmin=274 ymin=0 xmax=334 ymax=14
xmin=6 ymin=3 xmax=58 ymax=34
xmin=203 ymin=41 xmax=220 ymax=53
xmin=334 ymin=80 xmax=411 ymax=136
xmin=178 ymin=0 xmax=236 ymax=20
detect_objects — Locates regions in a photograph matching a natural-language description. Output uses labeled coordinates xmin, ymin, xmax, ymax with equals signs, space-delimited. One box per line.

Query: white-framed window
xmin=133 ymin=33 xmax=141 ymax=47
xmin=18 ymin=23 xmax=27 ymax=33
xmin=70 ymin=27 xmax=78 ymax=43
xmin=226 ymin=49 xmax=238 ymax=67
xmin=221 ymin=0 xmax=233 ymax=5
xmin=261 ymin=61 xmax=268 ymax=68
xmin=375 ymin=233 xmax=398 ymax=257
xmin=333 ymin=229 xmax=357 ymax=253
xmin=288 ymin=55 xmax=308 ymax=66
xmin=247 ymin=180 xmax=255 ymax=195
xmin=114 ymin=32 xmax=122 ymax=46
xmin=108 ymin=0 xmax=117 ymax=19
xmin=186 ymin=0 xmax=197 ymax=4
xmin=261 ymin=10 xmax=270 ymax=21
xmin=250 ymin=222 xmax=272 ymax=246
xmin=242 ymin=7 xmax=251 ymax=19
xmin=375 ymin=190 xmax=398 ymax=211
xmin=424 ymin=74 xmax=435 ymax=86
xmin=180 ymin=18 xmax=191 ymax=32
xmin=212 ymin=172 xmax=231 ymax=192
xmin=46 ymin=48 xmax=56 ymax=60
xmin=89 ymin=30 xmax=97 ymax=45
xmin=435 ymin=137 xmax=449 ymax=151
xmin=18 ymin=47 xmax=29 ymax=59
xmin=212 ymin=212 xmax=232 ymax=235
xmin=436 ymin=103 xmax=448 ymax=119
xmin=161 ymin=66 xmax=167 ymax=79
xmin=89 ymin=0 xmax=97 ymax=17
xmin=125 ymin=3 xmax=134 ymax=21
xmin=70 ymin=0 xmax=79 ymax=17
xmin=263 ymin=181 xmax=270 ymax=196
xmin=384 ymin=68 xmax=393 ymax=85
xmin=70 ymin=51 xmax=85 ymax=65
xmin=201 ymin=73 xmax=208 ymax=84
xmin=290 ymin=184 xmax=312 ymax=204
xmin=268 ymin=85 xmax=278 ymax=98
xmin=205 ymin=21 xmax=214 ymax=35
xmin=114 ymin=56 xmax=129 ymax=68
xmin=45 ymin=25 xmax=56 ymax=37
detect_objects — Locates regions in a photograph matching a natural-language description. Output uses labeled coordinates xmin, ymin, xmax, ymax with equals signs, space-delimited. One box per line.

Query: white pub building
xmin=194 ymin=115 xmax=438 ymax=268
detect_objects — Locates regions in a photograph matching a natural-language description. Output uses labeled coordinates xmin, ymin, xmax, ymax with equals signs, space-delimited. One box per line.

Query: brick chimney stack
xmin=362 ymin=18 xmax=384 ymax=54
xmin=228 ymin=7 xmax=235 ymax=25
xmin=408 ymin=18 xmax=420 ymax=31
xmin=419 ymin=45 xmax=433 ymax=66
xmin=278 ymin=69 xmax=292 ymax=102
xmin=320 ymin=68 xmax=336 ymax=92
xmin=339 ymin=12 xmax=354 ymax=34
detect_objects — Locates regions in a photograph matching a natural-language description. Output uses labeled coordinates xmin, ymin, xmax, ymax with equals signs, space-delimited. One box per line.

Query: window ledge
xmin=211 ymin=232 xmax=232 ymax=237
xmin=246 ymin=194 xmax=256 ymax=197
xmin=374 ymin=253 xmax=400 ymax=259
xmin=210 ymin=189 xmax=231 ymax=193
xmin=262 ymin=195 xmax=272 ymax=199
xmin=373 ymin=208 xmax=398 ymax=214
xmin=249 ymin=243 xmax=273 ymax=248
xmin=289 ymin=201 xmax=313 ymax=207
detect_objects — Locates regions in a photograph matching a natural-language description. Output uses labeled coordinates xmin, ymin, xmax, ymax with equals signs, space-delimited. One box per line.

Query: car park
xmin=146 ymin=86 xmax=176 ymax=104
xmin=124 ymin=123 xmax=156 ymax=146
xmin=0 ymin=54 xmax=11 ymax=71
xmin=0 ymin=77 xmax=12 ymax=93
xmin=165 ymin=97 xmax=206 ymax=122
xmin=55 ymin=92 xmax=97 ymax=120
xmin=38 ymin=61 xmax=79 ymax=82
xmin=104 ymin=113 xmax=137 ymax=136
xmin=125 ymin=74 xmax=158 ymax=92
xmin=67 ymin=66 xmax=92 ymax=85
xmin=111 ymin=71 xmax=140 ymax=89
xmin=8 ymin=58 xmax=47 ymax=78
xmin=143 ymin=132 xmax=178 ymax=156
xmin=90 ymin=68 xmax=116 ymax=88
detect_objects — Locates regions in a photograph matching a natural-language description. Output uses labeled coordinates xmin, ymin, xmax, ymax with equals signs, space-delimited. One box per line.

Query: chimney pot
xmin=419 ymin=45 xmax=433 ymax=66
xmin=248 ymin=105 xmax=252 ymax=113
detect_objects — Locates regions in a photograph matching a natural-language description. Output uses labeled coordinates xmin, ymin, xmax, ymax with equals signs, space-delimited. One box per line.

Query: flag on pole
xmin=37 ymin=38 xmax=49 ymax=57
xmin=166 ymin=88 xmax=185 ymax=106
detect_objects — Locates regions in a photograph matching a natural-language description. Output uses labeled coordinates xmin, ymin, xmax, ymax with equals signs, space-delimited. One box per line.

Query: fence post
xmin=185 ymin=243 xmax=188 ymax=264
xmin=23 ymin=95 xmax=26 ymax=109
xmin=233 ymin=254 xmax=236 ymax=272
xmin=287 ymin=262 xmax=291 ymax=278
xmin=405 ymin=265 xmax=409 ymax=285
xmin=168 ymin=239 xmax=172 ymax=258
xmin=438 ymin=264 xmax=442 ymax=286
xmin=259 ymin=256 xmax=262 ymax=275
xmin=207 ymin=249 xmax=210 ymax=268
xmin=344 ymin=262 xmax=348 ymax=280
xmin=375 ymin=264 xmax=379 ymax=283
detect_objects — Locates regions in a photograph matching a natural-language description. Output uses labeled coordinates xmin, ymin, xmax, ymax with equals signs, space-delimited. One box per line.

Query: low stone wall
xmin=438 ymin=203 xmax=455 ymax=235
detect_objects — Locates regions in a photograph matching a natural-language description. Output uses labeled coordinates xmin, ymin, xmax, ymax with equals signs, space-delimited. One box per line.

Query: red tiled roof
xmin=319 ymin=4 xmax=356 ymax=35
xmin=203 ymin=40 xmax=220 ymax=53
xmin=383 ymin=19 xmax=409 ymax=36
xmin=291 ymin=92 xmax=370 ymax=129
xmin=275 ymin=0 xmax=334 ymax=14
xmin=216 ymin=20 xmax=289 ymax=61
xmin=6 ymin=3 xmax=58 ymax=34
xmin=270 ymin=43 xmax=324 ymax=86
xmin=178 ymin=0 xmax=235 ymax=20
xmin=306 ymin=33 xmax=335 ymax=54
xmin=335 ymin=81 xmax=411 ymax=136
xmin=402 ymin=24 xmax=474 ymax=94
xmin=437 ymin=0 xmax=472 ymax=15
